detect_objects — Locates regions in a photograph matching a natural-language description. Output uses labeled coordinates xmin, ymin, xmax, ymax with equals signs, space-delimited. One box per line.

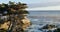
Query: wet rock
xmin=55 ymin=28 xmax=60 ymax=32
xmin=41 ymin=24 xmax=57 ymax=32
xmin=42 ymin=24 xmax=56 ymax=29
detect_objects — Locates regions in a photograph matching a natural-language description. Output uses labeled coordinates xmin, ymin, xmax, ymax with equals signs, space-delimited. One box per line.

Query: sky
xmin=0 ymin=0 xmax=60 ymax=10
xmin=0 ymin=0 xmax=40 ymax=4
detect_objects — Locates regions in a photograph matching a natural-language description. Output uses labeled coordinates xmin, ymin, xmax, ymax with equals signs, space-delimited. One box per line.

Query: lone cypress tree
xmin=0 ymin=1 xmax=30 ymax=32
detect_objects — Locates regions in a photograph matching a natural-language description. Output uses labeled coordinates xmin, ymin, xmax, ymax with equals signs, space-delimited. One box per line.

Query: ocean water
xmin=28 ymin=11 xmax=60 ymax=24
xmin=26 ymin=11 xmax=60 ymax=32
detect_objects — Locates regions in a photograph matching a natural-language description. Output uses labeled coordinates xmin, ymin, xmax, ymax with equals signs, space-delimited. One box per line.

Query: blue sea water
xmin=26 ymin=11 xmax=60 ymax=32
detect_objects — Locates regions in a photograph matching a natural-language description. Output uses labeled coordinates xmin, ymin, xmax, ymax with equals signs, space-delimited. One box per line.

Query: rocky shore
xmin=25 ymin=24 xmax=60 ymax=32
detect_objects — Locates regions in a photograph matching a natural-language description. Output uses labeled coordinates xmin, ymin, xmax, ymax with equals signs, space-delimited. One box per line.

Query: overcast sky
xmin=0 ymin=0 xmax=60 ymax=10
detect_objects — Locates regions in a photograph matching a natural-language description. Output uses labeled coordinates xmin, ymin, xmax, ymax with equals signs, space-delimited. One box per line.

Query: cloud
xmin=28 ymin=2 xmax=60 ymax=8
xmin=26 ymin=5 xmax=60 ymax=10
xmin=26 ymin=0 xmax=60 ymax=10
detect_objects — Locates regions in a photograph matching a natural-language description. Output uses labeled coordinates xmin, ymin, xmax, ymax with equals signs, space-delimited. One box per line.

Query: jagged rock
xmin=0 ymin=21 xmax=10 ymax=30
xmin=21 ymin=17 xmax=30 ymax=30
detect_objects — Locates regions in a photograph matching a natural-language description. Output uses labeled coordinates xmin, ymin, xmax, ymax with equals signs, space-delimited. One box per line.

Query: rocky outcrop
xmin=21 ymin=17 xmax=30 ymax=30
xmin=42 ymin=24 xmax=56 ymax=29
xmin=0 ymin=15 xmax=30 ymax=32
xmin=41 ymin=24 xmax=57 ymax=32
xmin=11 ymin=16 xmax=30 ymax=32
